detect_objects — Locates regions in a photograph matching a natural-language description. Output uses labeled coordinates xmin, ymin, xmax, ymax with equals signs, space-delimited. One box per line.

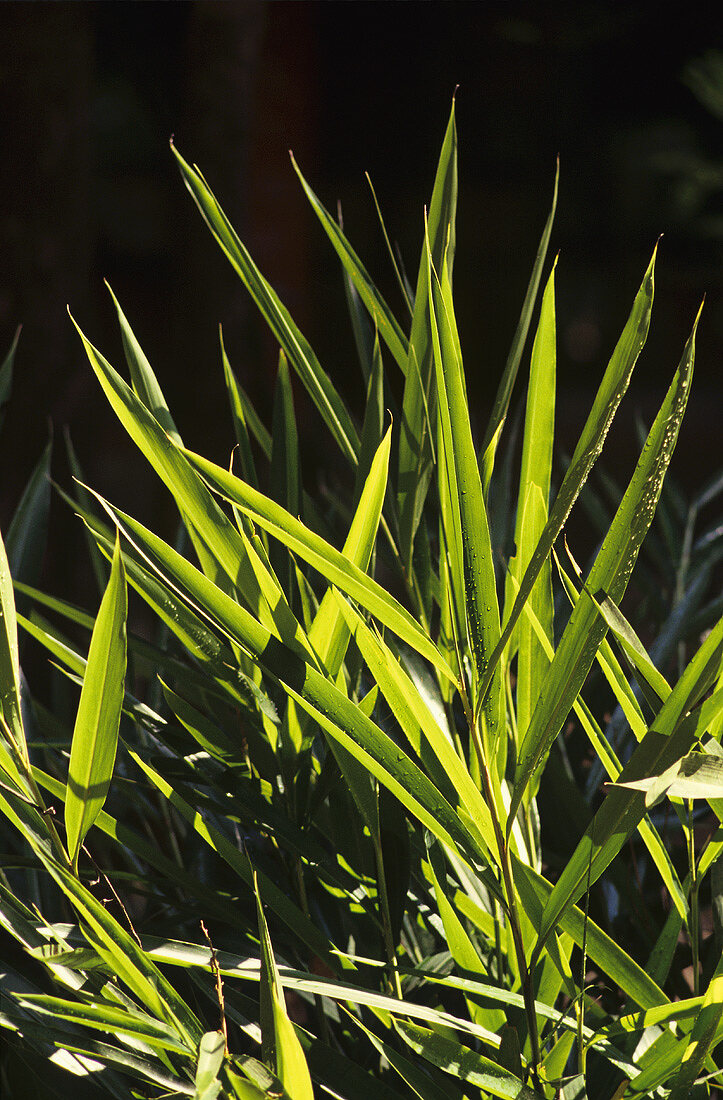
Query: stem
xmin=688 ymin=799 xmax=700 ymax=996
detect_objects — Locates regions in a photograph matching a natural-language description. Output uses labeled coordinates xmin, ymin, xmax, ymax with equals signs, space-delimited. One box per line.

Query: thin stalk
xmin=688 ymin=799 xmax=700 ymax=996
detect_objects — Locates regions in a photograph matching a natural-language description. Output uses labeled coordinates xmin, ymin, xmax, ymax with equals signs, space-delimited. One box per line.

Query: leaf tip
xmin=694 ymin=295 xmax=705 ymax=327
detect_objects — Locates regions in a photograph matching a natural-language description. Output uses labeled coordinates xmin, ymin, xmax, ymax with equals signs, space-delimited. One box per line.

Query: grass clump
xmin=1 ymin=100 xmax=722 ymax=1100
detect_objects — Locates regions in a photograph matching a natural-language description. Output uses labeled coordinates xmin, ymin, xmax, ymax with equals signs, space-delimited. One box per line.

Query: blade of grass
xmin=17 ymin=995 xmax=193 ymax=1056
xmin=291 ymin=155 xmax=409 ymax=372
xmin=65 ymin=532 xmax=127 ymax=871
xmin=509 ymin=306 xmax=698 ymax=829
xmin=508 ymin=262 xmax=557 ymax=751
xmin=480 ymin=162 xmax=559 ymax=492
xmin=478 ymin=246 xmax=659 ymax=723
xmin=270 ymin=350 xmax=300 ymax=598
xmin=428 ymin=234 xmax=504 ymax=759
xmin=253 ymin=870 xmax=314 ymax=1100
xmin=533 ymin=611 xmax=723 ymax=963
xmin=393 ymin=1019 xmax=545 ymax=1100
xmin=171 ymin=142 xmax=359 ymax=465
xmin=70 ymin=315 xmax=318 ymax=669
xmin=0 ymin=526 xmax=27 ymax=763
xmin=106 ymin=283 xmax=182 ymax=444
xmin=220 ymin=327 xmax=261 ymax=488
xmin=397 ymin=99 xmax=457 ymax=568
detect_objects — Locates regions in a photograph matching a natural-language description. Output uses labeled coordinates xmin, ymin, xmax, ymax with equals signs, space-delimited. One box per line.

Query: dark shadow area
xmin=1 ymin=0 xmax=720 ymax=599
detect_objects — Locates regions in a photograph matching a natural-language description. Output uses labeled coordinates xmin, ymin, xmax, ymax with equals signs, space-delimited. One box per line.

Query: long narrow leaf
xmin=480 ymin=162 xmax=559 ymax=490
xmin=65 ymin=532 xmax=127 ymax=870
xmin=397 ymin=100 xmax=457 ymax=567
xmin=508 ymin=262 xmax=557 ymax=751
xmin=509 ymin=307 xmax=698 ymax=828
xmin=70 ymin=314 xmax=318 ymax=669
xmin=478 ymin=246 xmax=659 ymax=718
xmin=171 ymin=142 xmax=359 ymax=465
xmin=428 ymin=235 xmax=504 ymax=765
xmin=534 ymin=611 xmax=723 ymax=959
xmin=253 ymin=871 xmax=314 ymax=1100
xmin=0 ymin=526 xmax=26 ymax=761
xmin=292 ymin=154 xmax=409 ymax=372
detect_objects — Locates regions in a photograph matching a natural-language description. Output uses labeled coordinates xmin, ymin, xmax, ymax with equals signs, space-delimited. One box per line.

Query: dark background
xmin=1 ymin=1 xmax=721 ymax=591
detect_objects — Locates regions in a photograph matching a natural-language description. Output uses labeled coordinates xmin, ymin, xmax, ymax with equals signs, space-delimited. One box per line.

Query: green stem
xmin=688 ymin=799 xmax=700 ymax=996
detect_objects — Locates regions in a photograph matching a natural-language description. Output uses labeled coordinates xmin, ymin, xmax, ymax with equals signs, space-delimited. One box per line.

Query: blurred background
xmin=1 ymin=0 xmax=721 ymax=587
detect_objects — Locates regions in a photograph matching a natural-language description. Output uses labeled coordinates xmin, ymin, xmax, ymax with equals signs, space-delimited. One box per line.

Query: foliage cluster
xmin=1 ymin=102 xmax=723 ymax=1100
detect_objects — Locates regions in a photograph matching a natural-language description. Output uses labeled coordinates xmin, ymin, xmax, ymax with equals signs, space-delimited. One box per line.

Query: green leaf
xmin=427 ymin=234 xmax=504 ymax=765
xmin=509 ymin=305 xmax=697 ymax=828
xmin=0 ymin=789 xmax=203 ymax=1051
xmin=334 ymin=591 xmax=497 ymax=871
xmin=180 ymin=444 xmax=454 ymax=681
xmin=0 ymin=525 xmax=26 ymax=763
xmin=588 ymin=587 xmax=671 ymax=708
xmin=291 ymin=154 xmax=409 ymax=371
xmin=507 ymin=261 xmax=557 ymax=750
xmin=171 ymin=141 xmax=359 ymax=465
xmin=270 ymin=350 xmax=300 ymax=598
xmin=32 ymin=765 xmax=259 ymax=929
xmin=99 ymin=499 xmax=478 ymax=867
xmin=346 ymin=1008 xmax=463 ymax=1100
xmin=480 ymin=161 xmax=559 ymax=491
xmin=558 ymin=1073 xmax=587 ymax=1100
xmin=106 ymin=282 xmax=182 ymax=444
xmin=63 ymin=429 xmax=110 ymax=593
xmin=425 ymin=836 xmax=507 ymax=1032
xmin=70 ymin=314 xmax=317 ymax=669
xmin=479 ymin=246 xmax=659 ymax=719
xmin=355 ymin=330 xmax=386 ymax=507
xmin=393 ymin=1019 xmax=545 ymax=1100
xmin=17 ymin=993 xmax=192 ymax=1056
xmin=533 ymin=611 xmax=723 ymax=962
xmin=220 ymin=327 xmax=262 ymax=486
xmin=295 ymin=429 xmax=393 ymax=830
xmin=610 ymin=745 xmax=723 ymax=804
xmin=128 ymin=750 xmax=340 ymax=968
xmin=65 ymin=532 xmax=127 ymax=870
xmin=253 ymin=870 xmax=314 ymax=1100
xmin=195 ymin=1031 xmax=225 ymax=1100
xmin=397 ymin=99 xmax=457 ymax=567
xmin=534 ymin=562 xmax=687 ymax=919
